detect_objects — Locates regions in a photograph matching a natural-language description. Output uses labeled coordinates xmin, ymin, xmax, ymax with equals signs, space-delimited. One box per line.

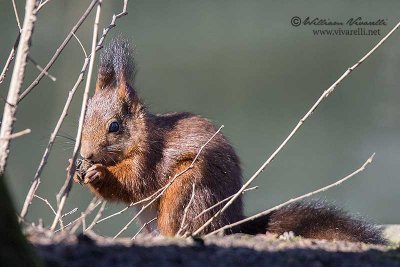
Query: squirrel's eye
xmin=108 ymin=121 xmax=120 ymax=133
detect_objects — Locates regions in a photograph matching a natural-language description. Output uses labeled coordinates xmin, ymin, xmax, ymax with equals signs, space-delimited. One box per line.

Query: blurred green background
xmin=1 ymin=0 xmax=399 ymax=237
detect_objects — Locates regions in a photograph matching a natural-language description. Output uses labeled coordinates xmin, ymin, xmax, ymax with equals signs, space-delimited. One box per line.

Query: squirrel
xmin=73 ymin=38 xmax=386 ymax=244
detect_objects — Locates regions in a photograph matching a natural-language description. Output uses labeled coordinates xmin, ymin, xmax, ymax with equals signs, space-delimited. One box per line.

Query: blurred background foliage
xmin=0 ymin=0 xmax=399 ymax=236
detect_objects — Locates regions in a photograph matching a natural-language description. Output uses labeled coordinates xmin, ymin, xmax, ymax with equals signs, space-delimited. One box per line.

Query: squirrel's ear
xmin=95 ymin=72 xmax=113 ymax=92
xmin=117 ymin=80 xmax=138 ymax=107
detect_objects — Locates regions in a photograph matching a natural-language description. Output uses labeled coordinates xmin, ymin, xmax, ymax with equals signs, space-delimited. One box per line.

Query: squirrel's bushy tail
xmin=97 ymin=37 xmax=136 ymax=90
xmin=237 ymin=201 xmax=386 ymax=244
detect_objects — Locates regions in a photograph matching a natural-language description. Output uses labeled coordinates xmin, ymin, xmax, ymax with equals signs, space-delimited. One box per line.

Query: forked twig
xmin=192 ymin=20 xmax=400 ymax=236
xmin=206 ymin=153 xmax=375 ymax=236
xmin=113 ymin=125 xmax=224 ymax=239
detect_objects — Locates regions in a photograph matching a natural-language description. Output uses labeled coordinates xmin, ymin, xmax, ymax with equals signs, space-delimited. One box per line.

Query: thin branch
xmin=35 ymin=0 xmax=52 ymax=13
xmin=0 ymin=35 xmax=20 ymax=85
xmin=19 ymin=0 xmax=129 ymax=222
xmin=18 ymin=0 xmax=99 ymax=102
xmin=113 ymin=125 xmax=224 ymax=239
xmin=179 ymin=186 xmax=258 ymax=236
xmin=33 ymin=194 xmax=56 ymax=215
xmin=0 ymin=0 xmax=37 ymax=175
xmin=70 ymin=197 xmax=101 ymax=233
xmin=95 ymin=188 xmax=163 ymax=225
xmin=206 ymin=153 xmax=375 ymax=236
xmin=28 ymin=56 xmax=57 ymax=81
xmin=85 ymin=201 xmax=107 ymax=231
xmin=54 ymin=216 xmax=81 ymax=233
xmin=11 ymin=0 xmax=22 ymax=31
xmin=51 ymin=0 xmax=103 ymax=231
xmin=194 ymin=186 xmax=258 ymax=221
xmin=0 ymin=128 xmax=31 ymax=140
xmin=176 ymin=183 xmax=196 ymax=236
xmin=192 ymin=20 xmax=400 ymax=236
xmin=62 ymin=207 xmax=78 ymax=218
xmin=72 ymin=32 xmax=88 ymax=58
xmin=131 ymin=217 xmax=157 ymax=240
xmin=33 ymin=194 xmax=63 ymax=228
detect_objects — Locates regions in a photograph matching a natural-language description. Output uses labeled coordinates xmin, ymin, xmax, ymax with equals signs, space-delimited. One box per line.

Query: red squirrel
xmin=74 ymin=38 xmax=385 ymax=244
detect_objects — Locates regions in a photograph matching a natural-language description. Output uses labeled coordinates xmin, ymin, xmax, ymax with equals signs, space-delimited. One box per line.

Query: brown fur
xmin=75 ymin=38 xmax=386 ymax=244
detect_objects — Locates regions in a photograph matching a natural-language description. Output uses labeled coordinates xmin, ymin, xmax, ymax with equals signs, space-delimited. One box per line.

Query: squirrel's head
xmin=80 ymin=38 xmax=147 ymax=165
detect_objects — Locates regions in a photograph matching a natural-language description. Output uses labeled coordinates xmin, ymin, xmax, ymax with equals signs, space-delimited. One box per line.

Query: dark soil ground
xmin=28 ymin=229 xmax=400 ymax=267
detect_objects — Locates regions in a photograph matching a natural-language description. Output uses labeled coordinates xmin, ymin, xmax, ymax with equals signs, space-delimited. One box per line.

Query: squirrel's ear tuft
xmin=96 ymin=37 xmax=136 ymax=92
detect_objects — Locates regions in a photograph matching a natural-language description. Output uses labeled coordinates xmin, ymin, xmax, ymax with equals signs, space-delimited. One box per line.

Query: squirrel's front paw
xmin=84 ymin=164 xmax=106 ymax=184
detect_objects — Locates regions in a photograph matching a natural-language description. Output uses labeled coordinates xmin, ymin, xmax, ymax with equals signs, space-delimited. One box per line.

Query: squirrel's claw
xmin=84 ymin=164 xmax=106 ymax=184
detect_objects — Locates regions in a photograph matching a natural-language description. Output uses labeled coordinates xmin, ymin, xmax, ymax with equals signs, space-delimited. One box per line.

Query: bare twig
xmin=51 ymin=0 xmax=103 ymax=231
xmin=176 ymin=184 xmax=196 ymax=236
xmin=195 ymin=187 xmax=258 ymax=222
xmin=113 ymin=125 xmax=224 ymax=239
xmin=11 ymin=0 xmax=22 ymax=31
xmin=0 ymin=35 xmax=20 ymax=85
xmin=206 ymin=154 xmax=375 ymax=236
xmin=179 ymin=186 xmax=258 ymax=236
xmin=0 ymin=0 xmax=37 ymax=175
xmin=18 ymin=0 xmax=99 ymax=102
xmin=33 ymin=194 xmax=56 ymax=215
xmin=0 ymin=128 xmax=31 ymax=140
xmin=33 ymin=194 xmax=63 ymax=228
xmin=85 ymin=201 xmax=107 ymax=231
xmin=70 ymin=197 xmax=101 ymax=233
xmin=62 ymin=207 xmax=78 ymax=218
xmin=192 ymin=20 xmax=400 ymax=236
xmin=36 ymin=0 xmax=53 ymax=12
xmin=72 ymin=32 xmax=88 ymax=58
xmin=131 ymin=217 xmax=157 ymax=240
xmin=95 ymin=189 xmax=163 ymax=225
xmin=28 ymin=56 xmax=57 ymax=81
xmin=54 ymin=216 xmax=81 ymax=233
xmin=20 ymin=0 xmax=129 ymax=221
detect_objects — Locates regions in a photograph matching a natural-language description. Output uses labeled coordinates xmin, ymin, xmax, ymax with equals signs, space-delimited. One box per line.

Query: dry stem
xmin=131 ymin=217 xmax=157 ymax=240
xmin=86 ymin=201 xmax=107 ymax=231
xmin=70 ymin=198 xmax=101 ymax=233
